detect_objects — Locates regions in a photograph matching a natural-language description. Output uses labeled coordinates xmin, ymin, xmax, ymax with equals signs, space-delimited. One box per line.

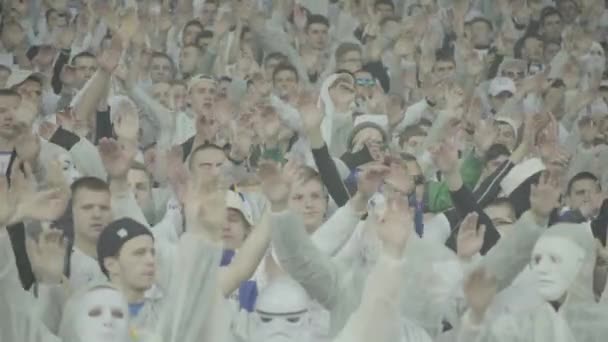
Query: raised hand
xmin=530 ymin=171 xmax=561 ymax=220
xmin=356 ymin=163 xmax=390 ymax=198
xmin=183 ymin=169 xmax=227 ymax=243
xmin=430 ymin=141 xmax=460 ymax=175
xmin=98 ymin=138 xmax=137 ymax=179
xmin=257 ymin=159 xmax=297 ymax=211
xmin=14 ymin=123 xmax=41 ymax=165
xmin=473 ymin=119 xmax=497 ymax=155
xmin=464 ymin=267 xmax=497 ymax=324
xmin=456 ymin=213 xmax=486 ymax=260
xmin=166 ymin=147 xmax=189 ymax=204
xmin=27 ymin=225 xmax=66 ymax=284
xmin=97 ymin=37 xmax=123 ymax=73
xmin=374 ymin=194 xmax=413 ymax=259
xmin=297 ymin=91 xmax=324 ymax=137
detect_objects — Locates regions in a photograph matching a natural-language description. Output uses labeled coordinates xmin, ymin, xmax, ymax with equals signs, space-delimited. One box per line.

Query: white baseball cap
xmin=6 ymin=69 xmax=45 ymax=89
xmin=226 ymin=190 xmax=254 ymax=226
xmin=489 ymin=77 xmax=516 ymax=97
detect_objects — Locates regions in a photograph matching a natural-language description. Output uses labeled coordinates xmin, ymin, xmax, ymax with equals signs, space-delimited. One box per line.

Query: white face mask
xmin=531 ymin=236 xmax=585 ymax=302
xmin=74 ymin=288 xmax=129 ymax=342
xmin=253 ymin=280 xmax=311 ymax=342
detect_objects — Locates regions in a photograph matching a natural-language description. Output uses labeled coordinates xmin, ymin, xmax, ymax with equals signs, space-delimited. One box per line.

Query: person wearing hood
xmin=459 ymin=223 xmax=608 ymax=342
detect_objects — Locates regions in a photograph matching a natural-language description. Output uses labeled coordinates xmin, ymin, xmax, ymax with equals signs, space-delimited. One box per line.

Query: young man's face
xmin=72 ymin=188 xmax=113 ymax=244
xmin=0 ymin=94 xmax=20 ymax=139
xmin=557 ymin=0 xmax=579 ymax=24
xmin=306 ymin=23 xmax=329 ymax=50
xmin=432 ymin=60 xmax=456 ymax=83
xmin=188 ymin=79 xmax=217 ymax=114
xmin=183 ymin=24 xmax=203 ymax=46
xmin=485 ymin=202 xmax=516 ymax=236
xmin=354 ymin=71 xmax=375 ymax=102
xmin=264 ymin=56 xmax=285 ymax=80
xmin=198 ymin=2 xmax=218 ymax=26
xmin=171 ymin=84 xmax=187 ymax=112
xmin=482 ymin=153 xmax=509 ymax=179
xmin=523 ymin=37 xmax=544 ymax=63
xmin=150 ymin=82 xmax=171 ymax=109
xmin=337 ymin=50 xmax=362 ymax=74
xmin=375 ymin=3 xmax=394 ymax=19
xmin=179 ymin=46 xmax=200 ymax=76
xmin=470 ymin=21 xmax=492 ymax=47
xmin=500 ymin=65 xmax=526 ymax=85
xmin=149 ymin=56 xmax=173 ymax=83
xmin=273 ymin=69 xmax=298 ymax=101
xmin=112 ymin=235 xmax=156 ymax=292
xmin=190 ymin=148 xmax=226 ymax=181
xmin=127 ymin=169 xmax=152 ymax=211
xmin=16 ymin=79 xmax=42 ymax=112
xmin=541 ymin=14 xmax=563 ymax=41
xmin=222 ymin=209 xmax=249 ymax=250
xmin=494 ymin=122 xmax=517 ymax=151
xmin=288 ymin=179 xmax=327 ymax=234
xmin=567 ymin=178 xmax=600 ymax=211
xmin=1 ymin=22 xmax=26 ymax=49
xmin=74 ymin=56 xmax=98 ymax=87
xmin=47 ymin=10 xmax=69 ymax=30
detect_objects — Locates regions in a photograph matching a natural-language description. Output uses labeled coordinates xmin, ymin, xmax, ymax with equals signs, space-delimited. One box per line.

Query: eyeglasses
xmin=356 ymin=78 xmax=376 ymax=87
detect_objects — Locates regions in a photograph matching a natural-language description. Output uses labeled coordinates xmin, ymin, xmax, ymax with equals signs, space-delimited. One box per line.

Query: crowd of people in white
xmin=1 ymin=0 xmax=608 ymax=341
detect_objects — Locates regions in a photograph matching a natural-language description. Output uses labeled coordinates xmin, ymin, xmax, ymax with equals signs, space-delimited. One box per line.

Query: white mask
xmin=253 ymin=279 xmax=312 ymax=342
xmin=74 ymin=288 xmax=130 ymax=342
xmin=531 ymin=236 xmax=585 ymax=302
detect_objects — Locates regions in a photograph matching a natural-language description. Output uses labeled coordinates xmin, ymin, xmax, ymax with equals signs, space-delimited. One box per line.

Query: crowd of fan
xmin=1 ymin=0 xmax=608 ymax=341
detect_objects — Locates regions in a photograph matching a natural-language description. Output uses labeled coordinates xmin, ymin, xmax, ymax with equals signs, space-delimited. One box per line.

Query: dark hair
xmin=484 ymin=197 xmax=514 ymax=212
xmin=150 ymin=52 xmax=176 ymax=73
xmin=514 ymin=33 xmax=544 ymax=59
xmin=71 ymin=51 xmax=96 ymax=65
xmin=0 ymin=88 xmax=20 ymax=98
xmin=398 ymin=124 xmax=426 ymax=147
xmin=272 ymin=63 xmax=299 ymax=83
xmin=483 ymin=144 xmax=511 ymax=164
xmin=197 ymin=29 xmax=214 ymax=41
xmin=418 ymin=118 xmax=432 ymax=128
xmin=335 ymin=42 xmax=362 ymax=61
xmin=71 ymin=177 xmax=110 ymax=199
xmin=184 ymin=19 xmax=204 ymax=33
xmin=434 ymin=49 xmax=455 ymax=67
xmin=380 ymin=15 xmax=400 ymax=27
xmin=540 ymin=6 xmax=562 ymax=26
xmin=306 ymin=14 xmax=330 ymax=31
xmin=374 ymin=0 xmax=395 ymax=10
xmin=188 ymin=143 xmax=227 ymax=169
xmin=567 ymin=172 xmax=600 ymax=195
xmin=264 ymin=52 xmax=288 ymax=66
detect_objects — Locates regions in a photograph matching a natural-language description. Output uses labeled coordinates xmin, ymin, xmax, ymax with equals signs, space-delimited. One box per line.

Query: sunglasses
xmin=356 ymin=78 xmax=376 ymax=87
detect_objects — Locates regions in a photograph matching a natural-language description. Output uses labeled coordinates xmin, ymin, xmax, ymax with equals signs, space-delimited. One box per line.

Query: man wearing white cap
xmin=6 ymin=69 xmax=45 ymax=117
xmin=488 ymin=77 xmax=516 ymax=114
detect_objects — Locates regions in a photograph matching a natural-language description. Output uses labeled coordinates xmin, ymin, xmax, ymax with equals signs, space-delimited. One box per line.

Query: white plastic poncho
xmin=464 ymin=223 xmax=608 ymax=342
